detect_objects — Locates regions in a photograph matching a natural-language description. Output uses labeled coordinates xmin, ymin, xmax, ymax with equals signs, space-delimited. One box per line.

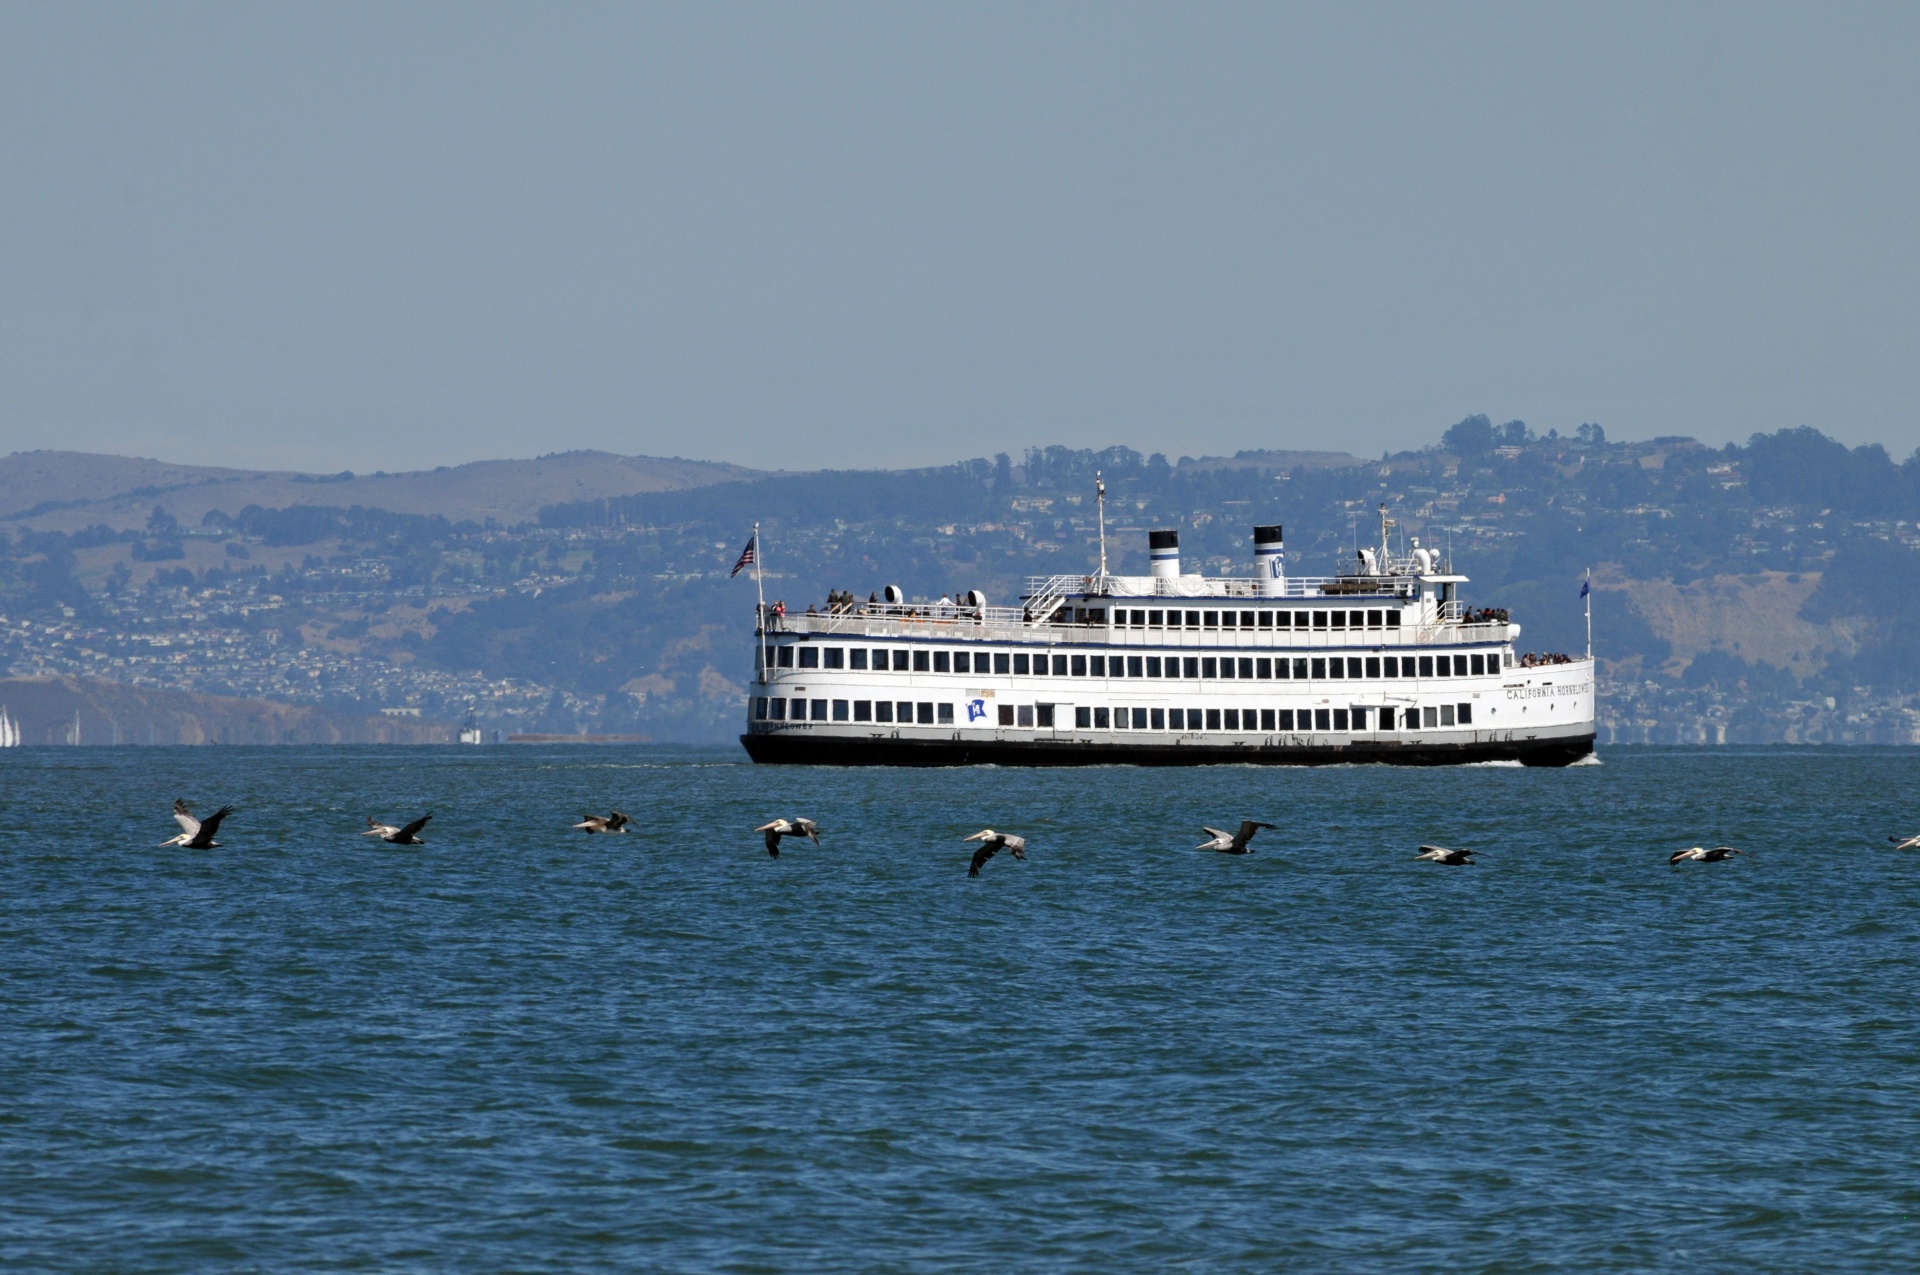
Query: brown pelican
xmin=1889 ymin=834 xmax=1920 ymax=851
xmin=1671 ymin=846 xmax=1741 ymax=865
xmin=1414 ymin=844 xmax=1476 ymax=865
xmin=963 ymin=829 xmax=1027 ymax=877
xmin=364 ymin=814 xmax=431 ymax=845
xmin=573 ymin=812 xmax=632 ymax=834
xmin=755 ymin=817 xmax=820 ymax=858
xmin=161 ymin=799 xmax=234 ymax=849
xmin=1196 ymin=820 xmax=1277 ymax=854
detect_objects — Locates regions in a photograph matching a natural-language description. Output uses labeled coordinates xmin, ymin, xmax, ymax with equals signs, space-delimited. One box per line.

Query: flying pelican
xmin=364 ymin=813 xmax=431 ymax=845
xmin=161 ymin=798 xmax=234 ymax=849
xmin=1414 ymin=844 xmax=1476 ymax=865
xmin=573 ymin=812 xmax=632 ymax=834
xmin=1671 ymin=846 xmax=1741 ymax=865
xmin=963 ymin=829 xmax=1027 ymax=877
xmin=1196 ymin=820 xmax=1277 ymax=854
xmin=1888 ymin=834 xmax=1920 ymax=850
xmin=755 ymin=817 xmax=820 ymax=858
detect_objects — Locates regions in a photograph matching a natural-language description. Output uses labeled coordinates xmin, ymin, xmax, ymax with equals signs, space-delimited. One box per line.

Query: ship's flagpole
xmin=1095 ymin=472 xmax=1107 ymax=583
xmin=753 ymin=522 xmax=769 ymax=678
xmin=1583 ymin=568 xmax=1593 ymax=660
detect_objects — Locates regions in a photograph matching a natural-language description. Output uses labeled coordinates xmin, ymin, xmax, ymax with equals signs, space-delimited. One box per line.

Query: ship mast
xmin=1095 ymin=472 xmax=1108 ymax=585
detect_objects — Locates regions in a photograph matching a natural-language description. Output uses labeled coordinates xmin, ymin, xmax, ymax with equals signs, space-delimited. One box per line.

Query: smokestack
xmin=1254 ymin=525 xmax=1285 ymax=596
xmin=1148 ymin=529 xmax=1181 ymax=579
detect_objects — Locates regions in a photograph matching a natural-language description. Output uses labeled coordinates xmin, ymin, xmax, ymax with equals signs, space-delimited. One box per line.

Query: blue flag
xmin=1580 ymin=579 xmax=1590 ymax=599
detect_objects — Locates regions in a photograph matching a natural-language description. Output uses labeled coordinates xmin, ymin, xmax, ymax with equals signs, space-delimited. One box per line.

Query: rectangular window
xmin=1440 ymin=704 xmax=1455 ymax=727
xmin=1327 ymin=659 xmax=1343 ymax=680
xmin=1203 ymin=610 xmax=1219 ymax=628
xmin=1148 ymin=707 xmax=1164 ymax=729
xmin=1384 ymin=656 xmax=1399 ymax=677
xmin=1352 ymin=707 xmax=1369 ymax=730
xmin=1205 ymin=709 xmax=1222 ymax=730
xmin=913 ymin=650 xmax=930 ymax=672
xmin=1132 ymin=610 xmax=1146 ymax=626
xmin=916 ymin=702 xmax=934 ymax=724
xmin=1278 ymin=709 xmax=1294 ymax=730
xmin=754 ymin=697 xmax=769 ymax=719
xmin=1094 ymin=707 xmax=1110 ymax=729
xmin=777 ymin=646 xmax=796 ymax=668
xmin=938 ymin=702 xmax=955 ymax=724
xmin=1366 ymin=657 xmax=1380 ymax=678
xmin=1419 ymin=656 xmax=1434 ymax=677
xmin=1128 ymin=656 xmax=1143 ymax=677
xmin=1168 ymin=708 xmax=1184 ymax=730
xmin=1311 ymin=658 xmax=1327 ymax=679
xmin=1148 ymin=609 xmax=1165 ymax=627
xmin=897 ymin=701 xmax=914 ymax=723
xmin=1017 ymin=705 xmax=1034 ymax=728
xmin=1423 ymin=705 xmax=1438 ymax=728
xmin=1387 ymin=612 xmax=1401 ymax=629
xmin=1050 ymin=654 xmax=1067 ymax=676
xmin=1114 ymin=706 xmax=1130 ymax=730
xmin=1261 ymin=708 xmax=1276 ymax=730
xmin=1237 ymin=658 xmax=1254 ymax=679
xmin=1315 ymin=708 xmax=1331 ymax=731
xmin=1469 ymin=653 xmax=1483 ymax=675
xmin=854 ymin=700 xmax=872 ymax=722
xmin=1275 ymin=612 xmax=1292 ymax=628
xmin=1240 ymin=610 xmax=1256 ymax=627
xmin=1333 ymin=708 xmax=1349 ymax=731
xmin=1076 ymin=706 xmax=1092 ymax=728
xmin=1378 ymin=706 xmax=1394 ymax=730
xmin=1454 ymin=655 xmax=1469 ymax=676
xmin=1131 ymin=707 xmax=1147 ymax=729
xmin=1090 ymin=655 xmax=1105 ymax=677
xmin=1014 ymin=653 xmax=1030 ymax=675
xmin=1220 ymin=611 xmax=1236 ymax=629
xmin=1275 ymin=659 xmax=1290 ymax=680
xmin=1458 ymin=702 xmax=1472 ymax=725
xmin=850 ymin=649 xmax=868 ymax=671
xmin=869 ymin=649 xmax=888 ymax=670
xmin=1185 ymin=610 xmax=1201 ymax=627
xmin=1035 ymin=703 xmax=1053 ymax=728
xmin=994 ymin=652 xmax=1010 ymax=674
xmin=953 ymin=651 xmax=970 ymax=674
xmin=1349 ymin=611 xmax=1364 ymax=628
xmin=1223 ymin=709 xmax=1239 ymax=730
xmin=1087 ymin=610 xmax=1105 ymax=627
xmin=1314 ymin=610 xmax=1329 ymax=629
xmin=769 ymin=698 xmax=787 ymax=720
xmin=933 ymin=651 xmax=950 ymax=673
xmin=1439 ymin=655 xmax=1454 ymax=677
xmin=832 ymin=699 xmax=849 ymax=721
xmin=824 ymin=648 xmax=844 ymax=669
xmin=1071 ymin=654 xmax=1087 ymax=677
xmin=1257 ymin=658 xmax=1272 ymax=679
xmin=1367 ymin=610 xmax=1383 ymax=628
xmin=894 ymin=650 xmax=910 ymax=670
xmin=1202 ymin=657 xmax=1219 ymax=678
xmin=1331 ymin=610 xmax=1346 ymax=629
xmin=800 ymin=647 xmax=820 ymax=669
xmin=1258 ymin=612 xmax=1273 ymax=628
xmin=1292 ymin=659 xmax=1308 ymax=679
xmin=811 ymin=699 xmax=828 ymax=720
xmin=876 ymin=701 xmax=893 ymax=723
xmin=997 ymin=704 xmax=1013 ymax=726
xmin=1147 ymin=656 xmax=1163 ymax=677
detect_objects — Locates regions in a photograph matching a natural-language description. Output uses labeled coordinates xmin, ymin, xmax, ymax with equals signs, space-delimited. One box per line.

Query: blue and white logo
xmin=967 ymin=698 xmax=987 ymax=722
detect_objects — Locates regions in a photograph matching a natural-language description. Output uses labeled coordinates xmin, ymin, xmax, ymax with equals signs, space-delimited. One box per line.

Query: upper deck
xmin=762 ymin=569 xmax=1517 ymax=650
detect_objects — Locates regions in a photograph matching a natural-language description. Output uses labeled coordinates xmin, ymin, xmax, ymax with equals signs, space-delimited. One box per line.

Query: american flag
xmin=730 ymin=535 xmax=757 ymax=578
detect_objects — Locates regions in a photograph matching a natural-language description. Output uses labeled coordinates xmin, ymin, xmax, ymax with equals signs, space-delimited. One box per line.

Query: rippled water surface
xmin=5 ymin=745 xmax=1920 ymax=1271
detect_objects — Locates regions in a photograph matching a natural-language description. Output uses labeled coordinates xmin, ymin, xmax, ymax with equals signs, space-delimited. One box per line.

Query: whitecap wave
xmin=1570 ymin=753 xmax=1604 ymax=766
xmin=1464 ymin=759 xmax=1525 ymax=767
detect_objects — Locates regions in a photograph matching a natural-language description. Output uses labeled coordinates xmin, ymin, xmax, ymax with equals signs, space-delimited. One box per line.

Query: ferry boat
xmin=740 ymin=503 xmax=1595 ymax=767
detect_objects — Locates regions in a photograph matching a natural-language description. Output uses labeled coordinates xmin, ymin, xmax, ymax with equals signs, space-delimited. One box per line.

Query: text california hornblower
xmin=741 ymin=501 xmax=1595 ymax=767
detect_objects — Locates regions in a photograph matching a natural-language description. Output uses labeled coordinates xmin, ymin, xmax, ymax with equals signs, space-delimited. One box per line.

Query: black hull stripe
xmin=739 ymin=733 xmax=1595 ymax=768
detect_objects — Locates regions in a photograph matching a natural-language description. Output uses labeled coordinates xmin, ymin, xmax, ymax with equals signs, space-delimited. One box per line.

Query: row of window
xmin=771 ymin=646 xmax=1502 ymax=679
xmin=1106 ymin=606 xmax=1401 ymax=631
xmin=752 ymin=697 xmax=1475 ymax=731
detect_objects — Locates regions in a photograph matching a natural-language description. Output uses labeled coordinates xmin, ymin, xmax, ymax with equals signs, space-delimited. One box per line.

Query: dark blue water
xmin=4 ymin=746 xmax=1920 ymax=1271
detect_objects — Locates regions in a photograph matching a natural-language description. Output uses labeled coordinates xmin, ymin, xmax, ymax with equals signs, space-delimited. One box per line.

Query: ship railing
xmin=1022 ymin=573 xmax=1412 ymax=600
xmin=763 ymin=602 xmax=1036 ymax=636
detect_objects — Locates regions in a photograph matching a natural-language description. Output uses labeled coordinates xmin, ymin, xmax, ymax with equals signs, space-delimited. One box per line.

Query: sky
xmin=2 ymin=2 xmax=1918 ymax=474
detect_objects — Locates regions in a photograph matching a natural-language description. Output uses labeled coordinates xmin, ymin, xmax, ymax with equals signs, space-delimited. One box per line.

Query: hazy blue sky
xmin=3 ymin=3 xmax=1917 ymax=473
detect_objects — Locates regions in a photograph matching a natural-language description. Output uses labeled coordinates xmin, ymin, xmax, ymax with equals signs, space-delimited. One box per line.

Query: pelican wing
xmin=173 ymin=803 xmax=201 ymax=836
xmin=764 ymin=829 xmax=782 ymax=857
xmin=397 ymin=813 xmax=432 ymax=840
xmin=1238 ymin=820 xmax=1276 ymax=842
xmin=968 ymin=844 xmax=998 ymax=876
xmin=1201 ymin=827 xmax=1232 ymax=841
xmin=191 ymin=805 xmax=234 ymax=846
xmin=795 ymin=818 xmax=820 ymax=844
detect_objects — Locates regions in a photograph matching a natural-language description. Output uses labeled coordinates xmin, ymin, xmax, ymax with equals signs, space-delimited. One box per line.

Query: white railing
xmin=764 ymin=608 xmax=1518 ymax=649
xmin=1022 ymin=573 xmax=1411 ymax=600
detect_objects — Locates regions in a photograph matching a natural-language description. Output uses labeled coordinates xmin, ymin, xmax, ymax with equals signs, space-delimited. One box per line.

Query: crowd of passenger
xmin=1517 ymin=651 xmax=1576 ymax=667
xmin=1465 ymin=607 xmax=1511 ymax=624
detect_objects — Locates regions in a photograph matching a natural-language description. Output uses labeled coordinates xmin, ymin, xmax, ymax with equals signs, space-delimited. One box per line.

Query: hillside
xmin=0 ymin=676 xmax=456 ymax=745
xmin=0 ymin=450 xmax=768 ymax=532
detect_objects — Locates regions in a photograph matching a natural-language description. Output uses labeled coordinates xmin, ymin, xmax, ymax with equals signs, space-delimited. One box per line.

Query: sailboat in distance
xmin=0 ymin=706 xmax=19 ymax=748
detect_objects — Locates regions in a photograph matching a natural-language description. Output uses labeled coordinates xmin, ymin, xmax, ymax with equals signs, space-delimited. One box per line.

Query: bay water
xmin=4 ymin=745 xmax=1920 ymax=1271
